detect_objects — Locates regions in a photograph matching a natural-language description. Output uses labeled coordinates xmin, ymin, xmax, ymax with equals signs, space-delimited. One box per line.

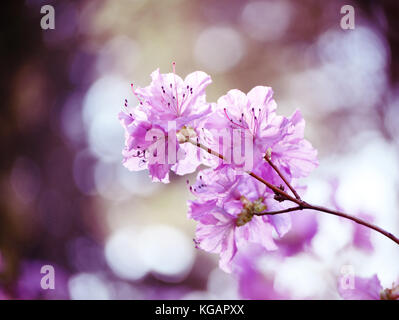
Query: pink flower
xmin=119 ymin=66 xmax=213 ymax=182
xmin=187 ymin=165 xmax=241 ymax=205
xmin=338 ymin=275 xmax=399 ymax=300
xmin=260 ymin=108 xmax=318 ymax=180
xmin=204 ymin=86 xmax=318 ymax=182
xmin=133 ymin=68 xmax=212 ymax=130
xmin=119 ymin=116 xmax=176 ymax=183
xmin=192 ymin=203 xmax=277 ymax=273
xmin=188 ymin=168 xmax=292 ymax=272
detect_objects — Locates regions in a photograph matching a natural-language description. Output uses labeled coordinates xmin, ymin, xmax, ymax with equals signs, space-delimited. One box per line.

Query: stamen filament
xmin=130 ymin=84 xmax=144 ymax=105
xmin=172 ymin=62 xmax=180 ymax=115
xmin=224 ymin=108 xmax=247 ymax=129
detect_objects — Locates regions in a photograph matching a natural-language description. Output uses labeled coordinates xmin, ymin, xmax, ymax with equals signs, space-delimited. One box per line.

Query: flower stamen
xmin=236 ymin=196 xmax=267 ymax=226
xmin=224 ymin=108 xmax=247 ymax=130
xmin=130 ymin=83 xmax=144 ymax=105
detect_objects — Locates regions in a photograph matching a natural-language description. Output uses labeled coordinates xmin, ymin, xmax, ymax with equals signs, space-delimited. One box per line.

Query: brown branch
xmin=255 ymin=206 xmax=303 ymax=216
xmin=185 ymin=138 xmax=399 ymax=246
xmin=247 ymin=172 xmax=303 ymax=204
xmin=255 ymin=203 xmax=399 ymax=246
xmin=187 ymin=138 xmax=224 ymax=160
xmin=301 ymin=204 xmax=399 ymax=246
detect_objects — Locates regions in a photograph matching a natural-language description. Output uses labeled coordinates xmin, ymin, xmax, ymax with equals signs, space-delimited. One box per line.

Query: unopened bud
xmin=265 ymin=147 xmax=272 ymax=160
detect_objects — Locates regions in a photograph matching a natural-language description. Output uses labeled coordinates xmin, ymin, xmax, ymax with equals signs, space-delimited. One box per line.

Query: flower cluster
xmin=119 ymin=65 xmax=318 ymax=273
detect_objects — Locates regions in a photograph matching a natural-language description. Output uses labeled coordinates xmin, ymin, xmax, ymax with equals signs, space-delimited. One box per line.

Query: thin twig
xmin=264 ymin=155 xmax=301 ymax=199
xmin=247 ymin=171 xmax=302 ymax=204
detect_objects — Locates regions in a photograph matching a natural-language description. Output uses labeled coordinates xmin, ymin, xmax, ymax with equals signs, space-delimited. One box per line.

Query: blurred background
xmin=1 ymin=0 xmax=399 ymax=299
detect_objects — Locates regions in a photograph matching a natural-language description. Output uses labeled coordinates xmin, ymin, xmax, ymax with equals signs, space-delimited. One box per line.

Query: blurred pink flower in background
xmin=276 ymin=210 xmax=318 ymax=256
xmin=352 ymin=213 xmax=374 ymax=252
xmin=338 ymin=275 xmax=399 ymax=300
xmin=233 ymin=244 xmax=289 ymax=299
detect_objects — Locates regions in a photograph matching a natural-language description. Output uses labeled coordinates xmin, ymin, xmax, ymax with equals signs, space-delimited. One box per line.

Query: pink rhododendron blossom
xmin=133 ymin=68 xmax=212 ymax=130
xmin=119 ymin=66 xmax=214 ymax=182
xmin=204 ymin=86 xmax=318 ymax=180
xmin=191 ymin=204 xmax=277 ymax=273
xmin=338 ymin=275 xmax=399 ymax=300
xmin=187 ymin=165 xmax=241 ymax=205
xmin=189 ymin=167 xmax=292 ymax=236
xmin=119 ymin=117 xmax=176 ymax=183
xmin=188 ymin=168 xmax=292 ymax=272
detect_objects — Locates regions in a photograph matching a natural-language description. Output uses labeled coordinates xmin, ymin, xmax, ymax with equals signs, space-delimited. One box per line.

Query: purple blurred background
xmin=0 ymin=0 xmax=399 ymax=299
